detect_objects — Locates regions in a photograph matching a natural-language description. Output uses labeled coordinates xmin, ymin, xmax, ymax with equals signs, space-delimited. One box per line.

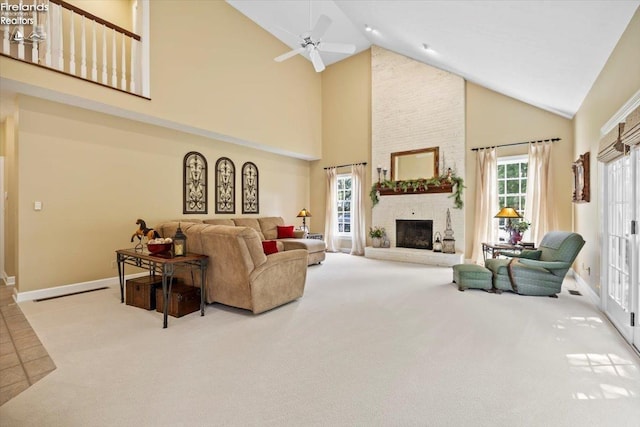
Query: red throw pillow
xmin=277 ymin=225 xmax=295 ymax=239
xmin=262 ymin=240 xmax=279 ymax=255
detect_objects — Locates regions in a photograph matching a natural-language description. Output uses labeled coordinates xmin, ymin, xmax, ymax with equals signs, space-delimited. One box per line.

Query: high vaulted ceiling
xmin=228 ymin=0 xmax=639 ymax=118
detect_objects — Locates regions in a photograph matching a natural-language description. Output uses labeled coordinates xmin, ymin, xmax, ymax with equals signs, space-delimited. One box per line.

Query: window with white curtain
xmin=497 ymin=155 xmax=528 ymax=241
xmin=337 ymin=174 xmax=352 ymax=234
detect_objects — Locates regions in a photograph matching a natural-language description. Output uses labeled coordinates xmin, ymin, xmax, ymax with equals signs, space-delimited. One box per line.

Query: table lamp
xmin=297 ymin=208 xmax=312 ymax=232
xmin=494 ymin=207 xmax=521 ymax=232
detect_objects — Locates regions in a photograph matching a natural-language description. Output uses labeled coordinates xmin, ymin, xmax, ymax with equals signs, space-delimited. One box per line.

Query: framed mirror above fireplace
xmin=391 ymin=146 xmax=439 ymax=181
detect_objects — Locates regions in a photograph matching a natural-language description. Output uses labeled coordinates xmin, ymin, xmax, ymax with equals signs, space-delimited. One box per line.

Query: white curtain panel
xmin=471 ymin=148 xmax=498 ymax=265
xmin=525 ymin=141 xmax=557 ymax=244
xmin=324 ymin=167 xmax=339 ymax=252
xmin=350 ymin=164 xmax=366 ymax=255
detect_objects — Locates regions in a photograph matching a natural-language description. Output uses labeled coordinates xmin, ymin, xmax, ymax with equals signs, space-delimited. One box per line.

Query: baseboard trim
xmin=3 ymin=273 xmax=15 ymax=286
xmin=14 ymin=272 xmax=148 ymax=303
xmin=571 ymin=269 xmax=601 ymax=309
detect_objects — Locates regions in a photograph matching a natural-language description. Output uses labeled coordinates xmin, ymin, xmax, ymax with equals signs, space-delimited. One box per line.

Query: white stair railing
xmin=1 ymin=0 xmax=144 ymax=96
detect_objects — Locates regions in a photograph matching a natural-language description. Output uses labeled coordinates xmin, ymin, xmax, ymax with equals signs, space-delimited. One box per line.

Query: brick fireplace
xmin=396 ymin=219 xmax=433 ymax=250
xmin=366 ymin=46 xmax=465 ymax=266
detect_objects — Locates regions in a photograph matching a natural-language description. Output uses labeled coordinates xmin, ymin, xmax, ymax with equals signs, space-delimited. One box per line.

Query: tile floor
xmin=0 ymin=283 xmax=55 ymax=406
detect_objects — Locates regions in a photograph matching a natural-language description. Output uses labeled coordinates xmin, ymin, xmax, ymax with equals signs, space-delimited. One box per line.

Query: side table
xmin=116 ymin=248 xmax=208 ymax=328
xmin=481 ymin=242 xmax=535 ymax=262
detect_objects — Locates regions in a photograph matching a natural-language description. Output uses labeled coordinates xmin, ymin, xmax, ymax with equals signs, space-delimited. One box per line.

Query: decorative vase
xmin=372 ymin=237 xmax=382 ymax=248
xmin=509 ymin=230 xmax=522 ymax=245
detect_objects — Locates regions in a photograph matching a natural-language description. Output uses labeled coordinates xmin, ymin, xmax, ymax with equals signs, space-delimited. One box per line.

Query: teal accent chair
xmin=484 ymin=231 xmax=585 ymax=297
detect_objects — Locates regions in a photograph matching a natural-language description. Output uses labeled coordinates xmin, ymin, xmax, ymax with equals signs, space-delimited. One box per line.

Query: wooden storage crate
xmin=155 ymin=283 xmax=201 ymax=318
xmin=126 ymin=275 xmax=163 ymax=310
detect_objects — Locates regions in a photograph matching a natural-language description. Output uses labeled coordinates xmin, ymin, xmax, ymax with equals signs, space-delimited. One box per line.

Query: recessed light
xmin=422 ymin=43 xmax=436 ymax=54
xmin=365 ymin=24 xmax=373 ymax=32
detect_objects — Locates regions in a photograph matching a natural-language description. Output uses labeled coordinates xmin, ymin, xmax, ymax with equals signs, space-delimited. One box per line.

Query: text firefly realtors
xmin=1 ymin=1 xmax=49 ymax=26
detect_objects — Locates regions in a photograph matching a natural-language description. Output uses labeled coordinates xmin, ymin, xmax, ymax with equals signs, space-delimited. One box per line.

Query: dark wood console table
xmin=115 ymin=248 xmax=208 ymax=328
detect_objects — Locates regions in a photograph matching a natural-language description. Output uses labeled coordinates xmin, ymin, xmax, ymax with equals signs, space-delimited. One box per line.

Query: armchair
xmin=484 ymin=231 xmax=585 ymax=297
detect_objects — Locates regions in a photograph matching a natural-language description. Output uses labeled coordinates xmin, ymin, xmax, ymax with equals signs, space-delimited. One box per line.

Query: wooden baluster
xmin=2 ymin=21 xmax=9 ymax=55
xmin=101 ymin=24 xmax=107 ymax=84
xmin=91 ymin=20 xmax=97 ymax=81
xmin=111 ymin=29 xmax=117 ymax=87
xmin=80 ymin=15 xmax=87 ymax=78
xmin=44 ymin=0 xmax=51 ymax=67
xmin=17 ymin=1 xmax=25 ymax=60
xmin=69 ymin=10 xmax=75 ymax=74
xmin=130 ymin=39 xmax=137 ymax=94
xmin=56 ymin=2 xmax=64 ymax=70
xmin=31 ymin=0 xmax=39 ymax=63
xmin=120 ymin=32 xmax=126 ymax=90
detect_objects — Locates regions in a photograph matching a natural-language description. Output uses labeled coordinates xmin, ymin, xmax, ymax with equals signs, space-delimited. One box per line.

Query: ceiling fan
xmin=274 ymin=14 xmax=356 ymax=73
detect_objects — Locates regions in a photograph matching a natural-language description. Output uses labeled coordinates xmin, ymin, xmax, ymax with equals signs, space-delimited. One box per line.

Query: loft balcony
xmin=1 ymin=0 xmax=149 ymax=98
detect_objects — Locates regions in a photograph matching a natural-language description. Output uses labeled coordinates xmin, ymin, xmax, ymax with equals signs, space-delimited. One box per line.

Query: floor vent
xmin=35 ymin=287 xmax=109 ymax=302
xmin=568 ymin=289 xmax=582 ymax=296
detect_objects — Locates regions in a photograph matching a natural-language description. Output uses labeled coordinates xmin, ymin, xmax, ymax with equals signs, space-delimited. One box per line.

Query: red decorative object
xmin=262 ymin=240 xmax=279 ymax=255
xmin=147 ymin=242 xmax=172 ymax=254
xmin=277 ymin=225 xmax=295 ymax=239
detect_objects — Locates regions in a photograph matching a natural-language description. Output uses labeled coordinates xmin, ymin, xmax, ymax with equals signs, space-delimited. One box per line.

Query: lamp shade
xmin=494 ymin=207 xmax=521 ymax=219
xmin=297 ymin=208 xmax=312 ymax=218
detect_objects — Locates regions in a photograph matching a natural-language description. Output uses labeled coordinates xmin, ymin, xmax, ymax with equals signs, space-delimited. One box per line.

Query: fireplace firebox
xmin=396 ymin=220 xmax=433 ymax=250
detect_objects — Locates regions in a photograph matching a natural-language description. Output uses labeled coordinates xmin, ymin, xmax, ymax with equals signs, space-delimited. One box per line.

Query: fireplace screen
xmin=396 ymin=220 xmax=433 ymax=250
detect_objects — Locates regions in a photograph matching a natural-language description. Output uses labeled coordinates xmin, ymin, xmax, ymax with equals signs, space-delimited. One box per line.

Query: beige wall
xmin=67 ymin=0 xmax=134 ymax=32
xmin=573 ymin=8 xmax=640 ymax=294
xmin=312 ymin=50 xmax=371 ymax=244
xmin=465 ymin=83 xmax=574 ymax=257
xmin=14 ymin=95 xmax=309 ymax=292
xmin=0 ymin=0 xmax=322 ymax=159
xmin=1 ymin=115 xmax=18 ymax=280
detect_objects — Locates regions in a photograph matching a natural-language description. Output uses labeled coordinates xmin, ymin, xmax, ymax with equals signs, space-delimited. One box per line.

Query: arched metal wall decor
xmin=183 ymin=151 xmax=208 ymax=214
xmin=215 ymin=157 xmax=235 ymax=213
xmin=242 ymin=162 xmax=259 ymax=214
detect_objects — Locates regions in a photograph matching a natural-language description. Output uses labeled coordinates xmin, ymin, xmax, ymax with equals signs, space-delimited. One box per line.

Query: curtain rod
xmin=471 ymin=138 xmax=561 ymax=152
xmin=323 ymin=161 xmax=368 ymax=170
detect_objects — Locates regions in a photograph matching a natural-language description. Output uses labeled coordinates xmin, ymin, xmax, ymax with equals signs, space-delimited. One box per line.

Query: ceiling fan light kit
xmin=273 ymin=14 xmax=356 ymax=73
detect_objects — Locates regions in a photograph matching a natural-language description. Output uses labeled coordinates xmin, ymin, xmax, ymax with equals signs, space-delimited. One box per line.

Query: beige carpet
xmin=0 ymin=253 xmax=639 ymax=426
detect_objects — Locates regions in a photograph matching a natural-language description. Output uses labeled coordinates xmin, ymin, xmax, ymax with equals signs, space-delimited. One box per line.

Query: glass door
xmin=603 ymin=152 xmax=636 ymax=344
xmin=632 ymin=147 xmax=640 ymax=351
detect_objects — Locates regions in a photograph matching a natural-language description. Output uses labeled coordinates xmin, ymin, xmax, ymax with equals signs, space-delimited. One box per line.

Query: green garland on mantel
xmin=370 ymin=174 xmax=465 ymax=209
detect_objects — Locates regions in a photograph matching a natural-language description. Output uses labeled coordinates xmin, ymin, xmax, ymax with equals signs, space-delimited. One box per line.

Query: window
xmin=337 ymin=175 xmax=352 ymax=234
xmin=497 ymin=156 xmax=528 ymax=241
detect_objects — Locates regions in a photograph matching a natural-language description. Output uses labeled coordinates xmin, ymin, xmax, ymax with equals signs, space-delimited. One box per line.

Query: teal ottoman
xmin=452 ymin=264 xmax=493 ymax=292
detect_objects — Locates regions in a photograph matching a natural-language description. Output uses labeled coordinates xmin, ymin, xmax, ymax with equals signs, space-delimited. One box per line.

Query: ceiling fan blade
xmin=317 ymin=42 xmax=356 ymax=55
xmin=310 ymin=14 xmax=332 ymax=40
xmin=274 ymin=47 xmax=305 ymax=62
xmin=309 ymin=48 xmax=325 ymax=73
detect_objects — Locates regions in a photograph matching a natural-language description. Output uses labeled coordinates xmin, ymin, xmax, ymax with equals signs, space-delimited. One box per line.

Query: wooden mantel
xmin=376 ymin=181 xmax=453 ymax=196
